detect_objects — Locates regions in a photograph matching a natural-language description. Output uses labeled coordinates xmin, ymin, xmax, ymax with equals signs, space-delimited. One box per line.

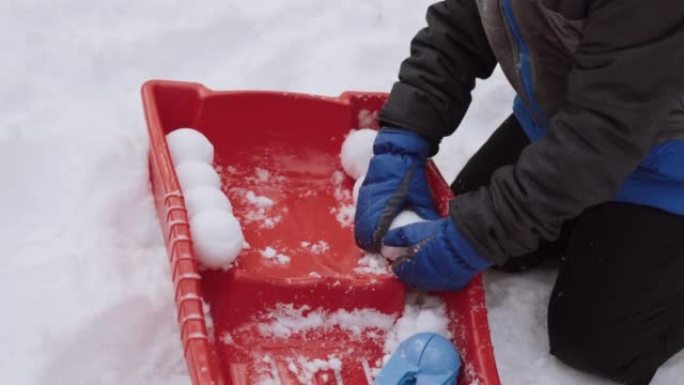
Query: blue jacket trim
xmin=513 ymin=96 xmax=546 ymax=141
xmin=516 ymin=107 xmax=684 ymax=214
xmin=502 ymin=0 xmax=548 ymax=128
xmin=615 ymin=140 xmax=684 ymax=215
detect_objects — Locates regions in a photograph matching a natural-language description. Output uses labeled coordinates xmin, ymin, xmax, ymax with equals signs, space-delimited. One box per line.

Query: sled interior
xmin=142 ymin=80 xmax=500 ymax=385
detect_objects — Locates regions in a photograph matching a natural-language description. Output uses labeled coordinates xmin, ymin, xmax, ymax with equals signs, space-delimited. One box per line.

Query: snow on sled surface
xmin=142 ymin=80 xmax=500 ymax=385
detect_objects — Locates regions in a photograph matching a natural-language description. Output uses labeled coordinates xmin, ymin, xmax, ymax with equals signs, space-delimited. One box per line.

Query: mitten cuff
xmin=373 ymin=128 xmax=431 ymax=160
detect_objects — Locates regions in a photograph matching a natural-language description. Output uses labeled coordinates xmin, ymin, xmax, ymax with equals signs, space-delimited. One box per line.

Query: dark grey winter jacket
xmin=379 ymin=0 xmax=684 ymax=265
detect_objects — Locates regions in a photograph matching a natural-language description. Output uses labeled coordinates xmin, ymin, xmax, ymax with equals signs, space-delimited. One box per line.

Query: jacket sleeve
xmin=379 ymin=0 xmax=498 ymax=155
xmin=451 ymin=0 xmax=684 ymax=265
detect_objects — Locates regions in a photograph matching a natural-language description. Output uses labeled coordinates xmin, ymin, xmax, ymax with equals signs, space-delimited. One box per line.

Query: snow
xmin=286 ymin=355 xmax=344 ymax=385
xmin=332 ymin=204 xmax=356 ymax=228
xmin=255 ymin=168 xmax=271 ymax=183
xmin=388 ymin=210 xmax=425 ymax=230
xmin=356 ymin=253 xmax=393 ymax=276
xmin=382 ymin=292 xmax=452 ymax=366
xmin=257 ymin=354 xmax=344 ymax=385
xmin=378 ymin=246 xmax=405 ymax=263
xmin=183 ymin=186 xmax=233 ymax=219
xmin=165 ymin=128 xmax=214 ymax=164
xmin=259 ymin=247 xmax=291 ymax=265
xmin=340 ymin=128 xmax=377 ymax=180
xmin=330 ymin=170 xmax=356 ymax=228
xmin=174 ymin=160 xmax=222 ymax=191
xmin=485 ymin=268 xmax=684 ymax=385
xmin=4 ymin=0 xmax=683 ymax=384
xmin=380 ymin=210 xmax=425 ymax=261
xmin=190 ymin=211 xmax=244 ymax=269
xmin=246 ymin=191 xmax=273 ymax=209
xmin=231 ymin=187 xmax=284 ymax=229
xmin=300 ymin=240 xmax=330 ymax=255
xmin=246 ymin=190 xmax=275 ymax=208
xmin=253 ymin=304 xmax=396 ymax=339
xmin=331 ymin=170 xmax=347 ymax=186
xmin=353 ymin=173 xmax=365 ymax=203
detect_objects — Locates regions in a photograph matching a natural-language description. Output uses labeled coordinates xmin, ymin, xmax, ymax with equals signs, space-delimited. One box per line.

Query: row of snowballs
xmin=339 ymin=128 xmax=426 ymax=261
xmin=166 ymin=128 xmax=245 ymax=269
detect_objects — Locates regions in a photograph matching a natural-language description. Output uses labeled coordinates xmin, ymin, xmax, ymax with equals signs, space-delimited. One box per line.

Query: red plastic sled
xmin=142 ymin=80 xmax=501 ymax=385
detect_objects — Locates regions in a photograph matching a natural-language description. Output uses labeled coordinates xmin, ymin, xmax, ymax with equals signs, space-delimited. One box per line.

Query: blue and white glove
xmin=384 ymin=217 xmax=492 ymax=292
xmin=354 ymin=129 xmax=440 ymax=252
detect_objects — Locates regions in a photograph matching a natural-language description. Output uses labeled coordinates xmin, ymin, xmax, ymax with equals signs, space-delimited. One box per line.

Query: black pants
xmin=451 ymin=115 xmax=684 ymax=385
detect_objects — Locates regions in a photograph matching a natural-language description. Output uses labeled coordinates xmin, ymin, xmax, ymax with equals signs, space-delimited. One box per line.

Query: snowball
xmin=166 ymin=128 xmax=214 ymax=164
xmin=340 ymin=129 xmax=377 ymax=180
xmin=175 ymin=161 xmax=221 ymax=191
xmin=190 ymin=211 xmax=244 ymax=269
xmin=183 ymin=186 xmax=232 ymax=219
xmin=389 ymin=210 xmax=425 ymax=230
xmin=352 ymin=174 xmax=365 ymax=203
xmin=380 ymin=246 xmax=406 ymax=262
xmin=381 ymin=210 xmax=427 ymax=261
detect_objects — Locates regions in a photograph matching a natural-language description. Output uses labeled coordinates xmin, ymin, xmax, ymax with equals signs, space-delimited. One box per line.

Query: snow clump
xmin=166 ymin=128 xmax=214 ymax=164
xmin=381 ymin=210 xmax=427 ymax=261
xmin=183 ymin=186 xmax=233 ymax=219
xmin=175 ymin=160 xmax=222 ymax=191
xmin=353 ymin=173 xmax=365 ymax=203
xmin=166 ymin=128 xmax=245 ymax=269
xmin=340 ymin=128 xmax=377 ymax=180
xmin=382 ymin=293 xmax=451 ymax=366
xmin=190 ymin=211 xmax=244 ymax=269
xmin=260 ymin=247 xmax=291 ymax=265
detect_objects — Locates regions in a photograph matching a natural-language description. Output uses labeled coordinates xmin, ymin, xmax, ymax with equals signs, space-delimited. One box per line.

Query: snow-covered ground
xmin=1 ymin=1 xmax=682 ymax=384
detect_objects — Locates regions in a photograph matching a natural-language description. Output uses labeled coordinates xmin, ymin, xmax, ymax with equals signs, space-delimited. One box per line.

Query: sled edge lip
xmin=142 ymin=79 xmax=227 ymax=385
xmin=143 ymin=78 xmax=359 ymax=103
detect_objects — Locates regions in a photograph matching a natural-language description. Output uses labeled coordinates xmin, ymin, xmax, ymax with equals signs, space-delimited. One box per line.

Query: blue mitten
xmin=354 ymin=129 xmax=440 ymax=252
xmin=384 ymin=218 xmax=492 ymax=292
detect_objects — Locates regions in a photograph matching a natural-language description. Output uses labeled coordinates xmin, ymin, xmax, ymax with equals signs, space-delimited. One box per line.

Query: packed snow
xmin=377 ymin=210 xmax=425 ymax=262
xmin=168 ymin=129 xmax=244 ymax=269
xmin=174 ymin=160 xmax=222 ymax=191
xmin=166 ymin=128 xmax=215 ymax=164
xmin=388 ymin=210 xmax=424 ymax=230
xmin=382 ymin=292 xmax=452 ymax=367
xmin=190 ymin=211 xmax=244 ymax=269
xmin=183 ymin=186 xmax=233 ymax=219
xmin=353 ymin=173 xmax=365 ymax=203
xmin=355 ymin=253 xmax=393 ymax=276
xmin=4 ymin=0 xmax=683 ymax=384
xmin=340 ymin=128 xmax=377 ymax=180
